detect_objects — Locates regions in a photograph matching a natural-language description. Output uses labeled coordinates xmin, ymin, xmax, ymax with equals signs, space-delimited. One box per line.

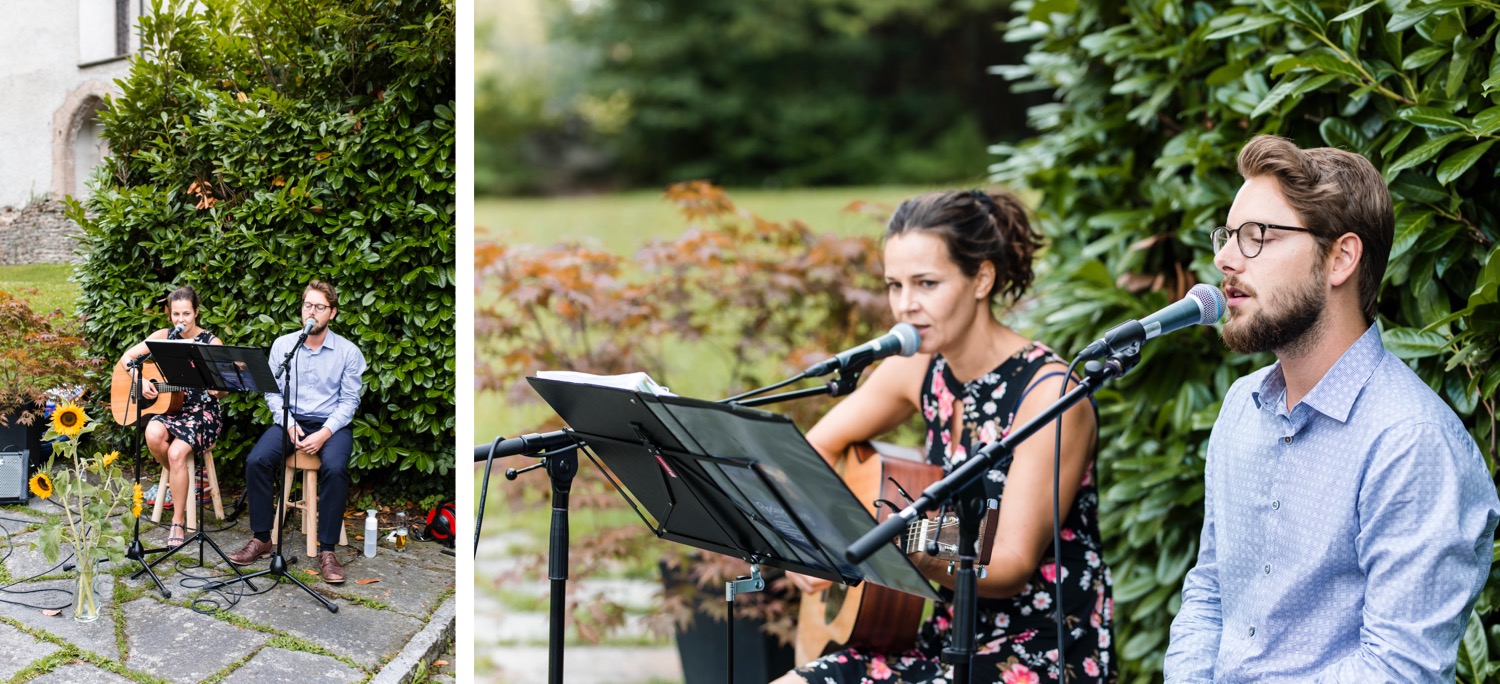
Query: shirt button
xmin=1264 ymin=564 xmax=1272 ymax=574
xmin=1271 ymin=500 xmax=1280 ymax=510
xmin=1248 ymin=626 xmax=1256 ymax=637
xmin=1283 ymin=436 xmax=1293 ymax=445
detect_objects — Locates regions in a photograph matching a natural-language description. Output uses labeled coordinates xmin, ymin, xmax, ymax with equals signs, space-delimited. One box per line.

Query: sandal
xmin=167 ymin=523 xmax=186 ymax=547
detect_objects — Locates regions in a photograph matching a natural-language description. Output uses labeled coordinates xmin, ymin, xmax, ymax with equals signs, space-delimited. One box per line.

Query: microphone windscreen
xmin=1187 ymin=283 xmax=1226 ymax=325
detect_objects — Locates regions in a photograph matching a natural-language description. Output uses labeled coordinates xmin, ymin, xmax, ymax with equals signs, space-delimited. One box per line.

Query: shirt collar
xmin=1251 ymin=323 xmax=1383 ymax=422
xmin=302 ymin=328 xmax=340 ymax=352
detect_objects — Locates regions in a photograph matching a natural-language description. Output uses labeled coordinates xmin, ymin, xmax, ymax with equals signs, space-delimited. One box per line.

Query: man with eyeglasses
xmin=1164 ymin=135 xmax=1498 ymax=682
xmin=227 ymin=280 xmax=368 ymax=583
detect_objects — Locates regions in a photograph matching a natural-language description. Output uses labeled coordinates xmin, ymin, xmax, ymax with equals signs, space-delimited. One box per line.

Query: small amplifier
xmin=0 ymin=451 xmax=29 ymax=504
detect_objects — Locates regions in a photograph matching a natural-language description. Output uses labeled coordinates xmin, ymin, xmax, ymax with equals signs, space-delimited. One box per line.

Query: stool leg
xmin=305 ymin=470 xmax=318 ymax=558
xmin=204 ymin=450 xmax=224 ymax=520
xmin=151 ymin=465 xmax=168 ymax=523
xmin=185 ymin=453 xmax=198 ymax=534
xmin=273 ymin=465 xmax=293 ymax=546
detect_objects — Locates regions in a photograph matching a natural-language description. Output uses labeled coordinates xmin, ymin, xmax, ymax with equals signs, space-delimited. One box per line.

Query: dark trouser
xmin=245 ymin=419 xmax=353 ymax=547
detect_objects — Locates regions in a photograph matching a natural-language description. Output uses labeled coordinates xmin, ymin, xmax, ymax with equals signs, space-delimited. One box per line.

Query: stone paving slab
xmin=122 ymin=597 xmax=271 ymax=683
xmin=0 ymin=576 xmax=120 ymax=660
xmin=324 ymin=547 xmax=455 ymax=619
xmin=226 ymin=578 xmax=424 ymax=669
xmin=219 ymin=647 xmax=364 ymax=684
xmin=26 ymin=662 xmax=135 ymax=684
xmin=0 ymin=622 xmax=59 ymax=680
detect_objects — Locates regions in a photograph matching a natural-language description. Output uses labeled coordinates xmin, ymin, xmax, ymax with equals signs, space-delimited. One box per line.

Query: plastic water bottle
xmin=364 ymin=510 xmax=378 ymax=558
xmin=395 ymin=512 xmax=408 ymax=552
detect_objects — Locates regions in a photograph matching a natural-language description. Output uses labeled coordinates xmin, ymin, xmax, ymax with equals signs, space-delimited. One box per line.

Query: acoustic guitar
xmin=110 ymin=362 xmax=189 ymax=426
xmin=794 ymin=441 xmax=999 ymax=664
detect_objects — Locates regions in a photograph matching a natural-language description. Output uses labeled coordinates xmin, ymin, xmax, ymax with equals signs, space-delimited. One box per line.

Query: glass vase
xmin=73 ymin=558 xmax=99 ymax=623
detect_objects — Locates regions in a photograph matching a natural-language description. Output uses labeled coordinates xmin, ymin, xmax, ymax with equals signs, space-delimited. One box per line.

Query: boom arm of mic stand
xmin=846 ymin=353 xmax=1134 ymax=564
xmin=728 ymin=367 xmax=864 ymax=408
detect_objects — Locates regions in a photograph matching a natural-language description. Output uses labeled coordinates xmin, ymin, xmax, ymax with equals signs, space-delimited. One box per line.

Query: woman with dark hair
xmin=777 ymin=190 xmax=1117 ymax=683
xmin=116 ymin=286 xmax=226 ymax=547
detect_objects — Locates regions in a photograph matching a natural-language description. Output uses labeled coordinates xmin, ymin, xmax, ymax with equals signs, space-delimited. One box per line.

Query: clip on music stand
xmin=134 ymin=341 xmax=277 ymax=588
xmin=528 ymin=377 xmax=938 ymax=683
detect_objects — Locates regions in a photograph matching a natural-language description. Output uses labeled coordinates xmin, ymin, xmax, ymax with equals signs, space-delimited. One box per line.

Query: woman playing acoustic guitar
xmin=116 ymin=286 xmax=227 ymax=547
xmin=778 ymin=190 xmax=1117 ymax=683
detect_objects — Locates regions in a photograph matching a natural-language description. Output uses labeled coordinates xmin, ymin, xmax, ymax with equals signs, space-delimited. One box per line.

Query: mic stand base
xmin=204 ymin=552 xmax=336 ymax=613
xmin=125 ymin=539 xmax=172 ymax=598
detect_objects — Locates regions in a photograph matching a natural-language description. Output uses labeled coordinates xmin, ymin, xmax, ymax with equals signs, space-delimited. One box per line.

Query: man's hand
xmin=142 ymin=381 xmax=159 ymax=400
xmin=286 ymin=423 xmax=306 ymax=446
xmin=788 ymin=572 xmax=833 ymax=594
xmin=297 ymin=427 xmax=332 ymax=454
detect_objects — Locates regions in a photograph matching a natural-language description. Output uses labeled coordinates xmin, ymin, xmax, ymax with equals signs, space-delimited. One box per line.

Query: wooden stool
xmin=272 ymin=450 xmax=349 ymax=557
xmin=150 ymin=449 xmax=224 ymax=533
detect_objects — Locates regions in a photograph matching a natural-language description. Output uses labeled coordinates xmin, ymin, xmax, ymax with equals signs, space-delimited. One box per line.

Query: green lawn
xmin=0 ymin=264 xmax=80 ymax=315
xmin=477 ymin=185 xmax=933 ymax=256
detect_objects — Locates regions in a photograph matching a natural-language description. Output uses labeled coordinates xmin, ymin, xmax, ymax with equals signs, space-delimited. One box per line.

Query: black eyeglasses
xmin=301 ymin=301 xmax=331 ymax=313
xmin=1211 ymin=221 xmax=1313 ymax=258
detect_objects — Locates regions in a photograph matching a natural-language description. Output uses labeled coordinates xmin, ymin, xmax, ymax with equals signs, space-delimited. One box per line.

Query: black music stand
xmin=133 ymin=341 xmax=276 ymax=588
xmin=527 ymin=377 xmax=938 ymax=682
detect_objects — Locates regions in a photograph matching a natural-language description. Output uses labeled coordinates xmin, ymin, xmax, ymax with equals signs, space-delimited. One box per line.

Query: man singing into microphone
xmin=1165 ymin=135 xmax=1499 ymax=681
xmin=228 ymin=280 xmax=367 ymax=583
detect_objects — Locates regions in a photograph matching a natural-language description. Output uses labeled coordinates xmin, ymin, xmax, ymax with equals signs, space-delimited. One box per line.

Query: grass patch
xmin=0 ymin=264 xmax=79 ymax=316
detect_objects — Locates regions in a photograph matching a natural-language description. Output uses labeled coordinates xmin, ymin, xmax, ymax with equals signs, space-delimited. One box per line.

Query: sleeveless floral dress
xmin=148 ymin=329 xmax=223 ymax=454
xmin=794 ymin=343 xmax=1117 ymax=683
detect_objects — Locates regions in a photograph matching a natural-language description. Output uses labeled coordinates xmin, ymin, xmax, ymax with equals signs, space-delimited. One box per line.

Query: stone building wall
xmin=0 ymin=200 xmax=80 ymax=265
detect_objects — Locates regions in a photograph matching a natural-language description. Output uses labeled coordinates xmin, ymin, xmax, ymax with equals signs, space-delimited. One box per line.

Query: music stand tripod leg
xmin=132 ymin=451 xmax=259 ymax=591
xmin=122 ymin=362 xmax=172 ymax=598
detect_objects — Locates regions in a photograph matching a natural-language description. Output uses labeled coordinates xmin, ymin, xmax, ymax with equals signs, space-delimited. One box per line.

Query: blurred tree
xmin=481 ymin=0 xmax=1040 ymax=193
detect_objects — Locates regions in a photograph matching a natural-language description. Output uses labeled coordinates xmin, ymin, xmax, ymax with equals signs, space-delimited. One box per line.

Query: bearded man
xmin=1164 ymin=135 xmax=1498 ymax=682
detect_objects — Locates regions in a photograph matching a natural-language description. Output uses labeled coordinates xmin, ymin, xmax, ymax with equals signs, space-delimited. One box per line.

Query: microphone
xmin=803 ymin=323 xmax=921 ymax=378
xmin=297 ymin=317 xmax=316 ymax=339
xmin=473 ymin=431 xmax=580 ymax=462
xmin=1076 ymin=283 xmax=1226 ymax=362
xmin=168 ymin=323 xmax=186 ymax=339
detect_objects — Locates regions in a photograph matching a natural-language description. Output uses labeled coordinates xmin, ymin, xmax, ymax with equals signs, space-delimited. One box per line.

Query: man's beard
xmin=1221 ymin=271 xmax=1326 ymax=356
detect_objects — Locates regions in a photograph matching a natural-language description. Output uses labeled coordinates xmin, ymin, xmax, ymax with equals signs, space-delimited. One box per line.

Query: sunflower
xmin=98 ymin=450 xmax=120 ymax=469
xmin=50 ymin=402 xmax=88 ymax=438
xmin=132 ymin=483 xmax=144 ymax=518
xmin=28 ymin=473 xmax=53 ymax=500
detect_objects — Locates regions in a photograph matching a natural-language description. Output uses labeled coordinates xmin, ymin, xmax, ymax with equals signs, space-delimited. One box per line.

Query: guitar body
xmin=110 ymin=362 xmax=184 ymax=426
xmin=795 ymin=442 xmax=940 ymax=664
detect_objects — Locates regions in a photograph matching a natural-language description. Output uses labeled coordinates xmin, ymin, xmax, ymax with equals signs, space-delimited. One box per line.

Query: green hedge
xmin=66 ymin=0 xmax=456 ymax=499
xmin=992 ymin=0 xmax=1500 ymax=680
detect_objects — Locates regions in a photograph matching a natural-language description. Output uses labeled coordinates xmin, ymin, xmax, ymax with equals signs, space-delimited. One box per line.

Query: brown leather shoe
xmin=227 ymin=537 xmax=272 ymax=566
xmin=318 ymin=551 xmax=346 ymax=583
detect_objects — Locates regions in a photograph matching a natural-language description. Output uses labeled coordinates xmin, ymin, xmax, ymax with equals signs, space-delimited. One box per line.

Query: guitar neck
xmin=903 ymin=512 xmax=995 ymax=563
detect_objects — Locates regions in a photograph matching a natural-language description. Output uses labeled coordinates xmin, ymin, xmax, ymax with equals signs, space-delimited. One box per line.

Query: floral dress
xmin=148 ymin=329 xmax=223 ymax=454
xmin=795 ymin=343 xmax=1117 ymax=683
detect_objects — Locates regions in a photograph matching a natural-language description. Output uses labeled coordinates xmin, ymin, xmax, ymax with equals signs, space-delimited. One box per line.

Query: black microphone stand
xmin=122 ymin=350 xmax=172 ymax=597
xmin=475 ymin=432 xmax=582 ymax=684
xmin=205 ymin=327 xmax=337 ymax=613
xmin=844 ymin=351 xmax=1139 ymax=684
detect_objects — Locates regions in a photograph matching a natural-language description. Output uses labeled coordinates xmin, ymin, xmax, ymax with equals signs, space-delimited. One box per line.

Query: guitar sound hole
xmin=823 ymin=585 xmax=846 ymax=622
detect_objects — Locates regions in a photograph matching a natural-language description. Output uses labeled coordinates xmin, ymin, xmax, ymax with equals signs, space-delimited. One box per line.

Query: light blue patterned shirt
xmin=265 ymin=328 xmax=366 ymax=435
xmin=1165 ymin=324 xmax=1498 ymax=683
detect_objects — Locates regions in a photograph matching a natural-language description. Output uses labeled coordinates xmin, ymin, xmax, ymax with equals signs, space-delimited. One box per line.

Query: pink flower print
xmin=1060 ymin=528 xmax=1076 ymax=541
xmin=1013 ymin=629 xmax=1037 ymax=644
xmin=1040 ymin=562 xmax=1058 ymax=583
xmin=993 ymin=612 xmax=1010 ymax=629
xmin=1033 ymin=592 xmax=1051 ymax=610
xmin=1083 ymin=658 xmax=1100 ymax=677
xmin=1002 ymin=663 xmax=1040 ymax=684
xmin=1099 ymin=628 xmax=1111 ymax=648
xmin=1090 ymin=608 xmax=1102 ymax=629
xmin=1080 ymin=465 xmax=1094 ymax=487
xmin=991 ymin=381 xmax=1007 ymax=399
xmin=923 ymin=401 xmax=937 ymax=421
xmin=836 ymin=654 xmax=848 ymax=663
xmin=1085 ymin=550 xmax=1100 ymax=568
xmin=926 ymin=429 xmax=936 ymax=451
xmin=1045 ymin=649 xmax=1058 ymax=663
xmin=979 ymin=420 xmax=999 ymax=444
xmin=1026 ymin=345 xmax=1048 ymax=362
xmin=979 ymin=637 xmax=1004 ymax=654
xmin=934 ymin=614 xmax=950 ymax=631
xmin=869 ymin=657 xmax=893 ymax=680
xmin=950 ymin=444 xmax=968 ymax=464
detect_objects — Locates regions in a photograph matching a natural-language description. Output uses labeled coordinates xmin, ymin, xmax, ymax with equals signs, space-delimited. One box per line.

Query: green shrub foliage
xmin=66 ymin=0 xmax=456 ymax=498
xmin=992 ymin=0 xmax=1500 ymax=679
